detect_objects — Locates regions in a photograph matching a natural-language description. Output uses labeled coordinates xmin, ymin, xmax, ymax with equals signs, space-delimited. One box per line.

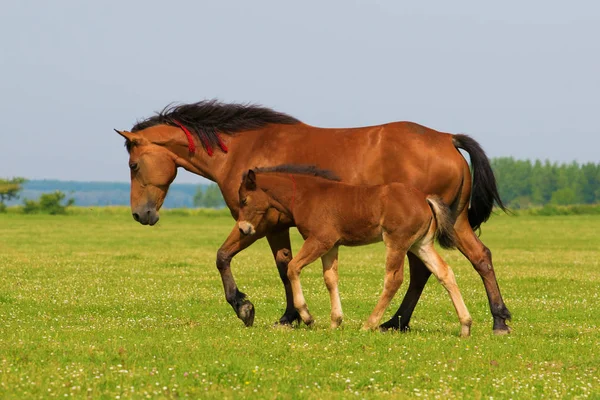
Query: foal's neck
xmin=259 ymin=173 xmax=331 ymax=219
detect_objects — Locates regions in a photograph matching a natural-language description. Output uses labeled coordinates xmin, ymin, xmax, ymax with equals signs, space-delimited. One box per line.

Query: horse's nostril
xmin=132 ymin=213 xmax=140 ymax=222
xmin=239 ymin=227 xmax=245 ymax=235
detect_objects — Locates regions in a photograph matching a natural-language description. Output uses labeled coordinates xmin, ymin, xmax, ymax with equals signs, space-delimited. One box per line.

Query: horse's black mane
xmin=249 ymin=164 xmax=341 ymax=181
xmin=130 ymin=99 xmax=300 ymax=153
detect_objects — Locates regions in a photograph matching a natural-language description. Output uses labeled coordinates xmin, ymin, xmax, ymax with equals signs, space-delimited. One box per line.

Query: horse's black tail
xmin=426 ymin=196 xmax=457 ymax=250
xmin=452 ymin=134 xmax=507 ymax=230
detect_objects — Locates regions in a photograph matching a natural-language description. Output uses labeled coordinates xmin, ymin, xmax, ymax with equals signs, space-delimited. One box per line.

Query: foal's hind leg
xmin=380 ymin=253 xmax=431 ymax=332
xmin=363 ymin=248 xmax=405 ymax=331
xmin=321 ymin=247 xmax=343 ymax=328
xmin=414 ymin=242 xmax=472 ymax=337
xmin=454 ymin=216 xmax=511 ymax=335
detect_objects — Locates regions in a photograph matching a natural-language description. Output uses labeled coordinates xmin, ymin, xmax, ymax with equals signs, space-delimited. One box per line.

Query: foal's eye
xmin=241 ymin=198 xmax=247 ymax=206
xmin=129 ymin=162 xmax=139 ymax=171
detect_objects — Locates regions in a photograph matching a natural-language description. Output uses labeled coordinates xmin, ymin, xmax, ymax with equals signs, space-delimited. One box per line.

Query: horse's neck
xmin=181 ymin=145 xmax=232 ymax=184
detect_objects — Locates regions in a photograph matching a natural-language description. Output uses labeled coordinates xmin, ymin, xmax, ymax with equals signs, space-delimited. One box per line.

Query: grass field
xmin=1 ymin=209 xmax=599 ymax=399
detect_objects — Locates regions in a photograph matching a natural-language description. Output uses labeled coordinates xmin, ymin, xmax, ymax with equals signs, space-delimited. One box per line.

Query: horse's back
xmin=289 ymin=122 xmax=467 ymax=197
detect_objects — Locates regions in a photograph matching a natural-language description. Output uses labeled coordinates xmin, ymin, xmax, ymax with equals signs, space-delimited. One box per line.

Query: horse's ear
xmin=114 ymin=129 xmax=136 ymax=141
xmin=245 ymin=169 xmax=257 ymax=191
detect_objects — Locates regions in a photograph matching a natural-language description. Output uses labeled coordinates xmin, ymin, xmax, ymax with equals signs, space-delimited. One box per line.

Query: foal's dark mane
xmin=248 ymin=164 xmax=341 ymax=181
xmin=130 ymin=99 xmax=300 ymax=153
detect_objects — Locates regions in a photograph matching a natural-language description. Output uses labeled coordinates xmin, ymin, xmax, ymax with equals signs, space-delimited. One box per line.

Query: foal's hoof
xmin=330 ymin=316 xmax=343 ymax=329
xmin=238 ymin=301 xmax=255 ymax=327
xmin=362 ymin=324 xmax=376 ymax=332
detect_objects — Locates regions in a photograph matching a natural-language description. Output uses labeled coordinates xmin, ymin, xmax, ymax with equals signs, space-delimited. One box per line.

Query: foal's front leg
xmin=216 ymin=226 xmax=261 ymax=327
xmin=287 ymin=238 xmax=330 ymax=326
xmin=321 ymin=247 xmax=343 ymax=328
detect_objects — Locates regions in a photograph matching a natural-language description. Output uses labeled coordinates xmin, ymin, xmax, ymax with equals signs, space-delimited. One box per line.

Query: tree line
xmin=491 ymin=158 xmax=600 ymax=208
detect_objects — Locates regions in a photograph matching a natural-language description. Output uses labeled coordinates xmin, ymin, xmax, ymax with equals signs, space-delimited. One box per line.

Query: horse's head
xmin=115 ymin=129 xmax=178 ymax=225
xmin=237 ymin=169 xmax=279 ymax=236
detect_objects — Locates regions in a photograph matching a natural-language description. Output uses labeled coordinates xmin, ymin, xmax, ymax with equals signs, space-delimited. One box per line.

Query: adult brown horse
xmin=114 ymin=100 xmax=511 ymax=334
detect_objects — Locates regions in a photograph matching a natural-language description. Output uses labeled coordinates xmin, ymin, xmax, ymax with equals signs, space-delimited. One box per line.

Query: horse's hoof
xmin=493 ymin=326 xmax=511 ymax=336
xmin=275 ymin=311 xmax=301 ymax=327
xmin=379 ymin=318 xmax=400 ymax=332
xmin=493 ymin=320 xmax=512 ymax=335
xmin=238 ymin=301 xmax=255 ymax=327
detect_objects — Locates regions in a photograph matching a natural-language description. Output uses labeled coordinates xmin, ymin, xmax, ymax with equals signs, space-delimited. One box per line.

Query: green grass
xmin=1 ymin=210 xmax=599 ymax=399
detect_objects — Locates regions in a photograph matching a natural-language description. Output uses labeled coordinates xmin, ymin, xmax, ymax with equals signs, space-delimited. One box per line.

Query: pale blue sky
xmin=1 ymin=1 xmax=598 ymax=184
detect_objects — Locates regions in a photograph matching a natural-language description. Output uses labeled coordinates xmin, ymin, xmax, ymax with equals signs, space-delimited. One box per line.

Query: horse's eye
xmin=241 ymin=198 xmax=247 ymax=206
xmin=129 ymin=162 xmax=138 ymax=171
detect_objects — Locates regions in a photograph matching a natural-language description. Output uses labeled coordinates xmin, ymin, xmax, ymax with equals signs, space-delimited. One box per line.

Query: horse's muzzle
xmin=132 ymin=208 xmax=159 ymax=226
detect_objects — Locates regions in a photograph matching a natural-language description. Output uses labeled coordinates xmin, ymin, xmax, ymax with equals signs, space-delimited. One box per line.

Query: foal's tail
xmin=452 ymin=134 xmax=508 ymax=231
xmin=426 ymin=196 xmax=458 ymax=250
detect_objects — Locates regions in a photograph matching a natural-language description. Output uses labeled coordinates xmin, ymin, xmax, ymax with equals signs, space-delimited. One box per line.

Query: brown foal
xmin=234 ymin=166 xmax=472 ymax=337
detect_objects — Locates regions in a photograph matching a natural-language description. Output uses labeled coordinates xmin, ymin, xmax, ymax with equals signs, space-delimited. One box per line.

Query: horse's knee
xmin=473 ymin=246 xmax=493 ymax=272
xmin=216 ymin=249 xmax=232 ymax=271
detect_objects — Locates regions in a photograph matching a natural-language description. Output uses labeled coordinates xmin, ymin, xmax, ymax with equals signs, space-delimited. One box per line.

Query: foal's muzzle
xmin=238 ymin=221 xmax=255 ymax=235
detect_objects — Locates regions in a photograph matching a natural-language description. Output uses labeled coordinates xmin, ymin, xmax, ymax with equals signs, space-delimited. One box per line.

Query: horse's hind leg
xmin=413 ymin=241 xmax=472 ymax=337
xmin=454 ymin=215 xmax=511 ymax=335
xmin=321 ymin=247 xmax=343 ymax=328
xmin=380 ymin=252 xmax=431 ymax=332
xmin=267 ymin=229 xmax=301 ymax=326
xmin=363 ymin=247 xmax=405 ymax=331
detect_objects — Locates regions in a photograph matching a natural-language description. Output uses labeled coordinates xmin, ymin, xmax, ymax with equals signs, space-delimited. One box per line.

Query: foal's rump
xmin=381 ymin=184 xmax=456 ymax=250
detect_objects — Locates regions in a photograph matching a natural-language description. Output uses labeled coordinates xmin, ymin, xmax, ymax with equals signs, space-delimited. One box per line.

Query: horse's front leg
xmin=266 ymin=229 xmax=301 ymax=326
xmin=216 ymin=226 xmax=260 ymax=327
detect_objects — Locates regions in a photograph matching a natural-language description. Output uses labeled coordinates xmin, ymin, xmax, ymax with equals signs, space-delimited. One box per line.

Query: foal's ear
xmin=245 ymin=169 xmax=257 ymax=191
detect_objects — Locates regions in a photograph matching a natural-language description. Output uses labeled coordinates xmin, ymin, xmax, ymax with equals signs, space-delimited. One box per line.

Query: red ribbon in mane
xmin=172 ymin=120 xmax=229 ymax=156
xmin=172 ymin=120 xmax=197 ymax=154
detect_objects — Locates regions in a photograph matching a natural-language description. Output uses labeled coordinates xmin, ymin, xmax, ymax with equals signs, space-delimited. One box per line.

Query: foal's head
xmin=115 ymin=129 xmax=178 ymax=225
xmin=237 ymin=169 xmax=280 ymax=236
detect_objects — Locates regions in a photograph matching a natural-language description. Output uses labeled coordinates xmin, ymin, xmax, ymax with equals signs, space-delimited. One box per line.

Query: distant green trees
xmin=22 ymin=191 xmax=75 ymax=215
xmin=0 ymin=177 xmax=26 ymax=212
xmin=193 ymin=184 xmax=226 ymax=208
xmin=492 ymin=158 xmax=600 ymax=208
